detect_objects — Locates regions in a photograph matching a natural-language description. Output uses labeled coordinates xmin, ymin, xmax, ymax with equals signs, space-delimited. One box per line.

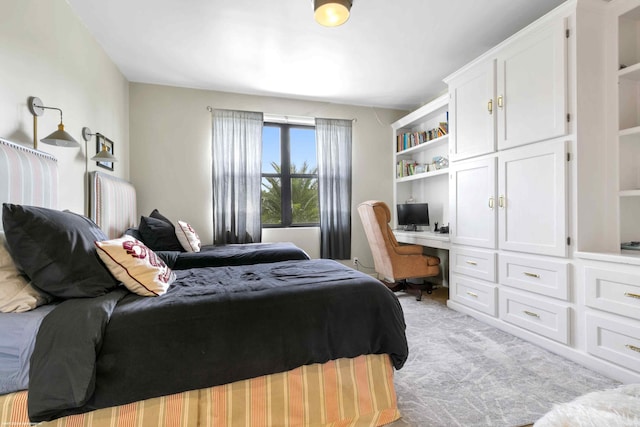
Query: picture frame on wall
xmin=96 ymin=134 xmax=114 ymax=171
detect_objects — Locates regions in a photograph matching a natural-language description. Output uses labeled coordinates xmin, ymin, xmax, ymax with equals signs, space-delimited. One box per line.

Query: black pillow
xmin=124 ymin=227 xmax=144 ymax=241
xmin=149 ymin=209 xmax=173 ymax=226
xmin=2 ymin=204 xmax=119 ymax=299
xmin=138 ymin=215 xmax=184 ymax=252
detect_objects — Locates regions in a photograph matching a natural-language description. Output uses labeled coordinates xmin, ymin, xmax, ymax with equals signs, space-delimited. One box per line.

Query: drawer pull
xmin=465 ymin=260 xmax=478 ymax=266
xmin=625 ymin=292 xmax=640 ymax=300
xmin=523 ymin=310 xmax=540 ymax=318
xmin=524 ymin=272 xmax=540 ymax=278
xmin=626 ymin=344 xmax=640 ymax=354
xmin=466 ymin=291 xmax=478 ymax=298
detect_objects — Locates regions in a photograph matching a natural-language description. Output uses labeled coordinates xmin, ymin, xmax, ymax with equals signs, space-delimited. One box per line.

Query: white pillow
xmin=175 ymin=221 xmax=201 ymax=253
xmin=0 ymin=232 xmax=49 ymax=312
xmin=95 ymin=235 xmax=176 ymax=297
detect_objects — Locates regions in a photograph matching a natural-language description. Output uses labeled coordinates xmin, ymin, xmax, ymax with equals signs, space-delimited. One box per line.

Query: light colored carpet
xmin=389 ymin=291 xmax=620 ymax=427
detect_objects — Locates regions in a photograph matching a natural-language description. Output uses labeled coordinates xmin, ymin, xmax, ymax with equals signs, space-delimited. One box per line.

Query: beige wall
xmin=0 ymin=0 xmax=129 ymax=214
xmin=129 ymin=83 xmax=406 ymax=266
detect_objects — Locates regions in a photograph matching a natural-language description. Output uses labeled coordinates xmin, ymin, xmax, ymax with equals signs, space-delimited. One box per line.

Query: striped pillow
xmin=95 ymin=236 xmax=175 ymax=296
xmin=176 ymin=221 xmax=201 ymax=253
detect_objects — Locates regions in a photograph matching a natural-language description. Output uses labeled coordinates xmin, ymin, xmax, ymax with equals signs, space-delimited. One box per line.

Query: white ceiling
xmin=66 ymin=0 xmax=567 ymax=111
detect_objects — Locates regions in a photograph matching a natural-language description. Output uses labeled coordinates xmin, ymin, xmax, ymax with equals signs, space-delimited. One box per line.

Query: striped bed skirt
xmin=0 ymin=354 xmax=400 ymax=427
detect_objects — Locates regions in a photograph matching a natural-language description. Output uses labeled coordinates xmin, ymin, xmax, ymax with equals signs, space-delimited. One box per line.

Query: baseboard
xmin=446 ymin=300 xmax=640 ymax=384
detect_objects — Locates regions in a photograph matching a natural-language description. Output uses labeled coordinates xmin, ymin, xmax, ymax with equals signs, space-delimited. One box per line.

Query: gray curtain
xmin=316 ymin=118 xmax=352 ymax=259
xmin=212 ymin=109 xmax=263 ymax=244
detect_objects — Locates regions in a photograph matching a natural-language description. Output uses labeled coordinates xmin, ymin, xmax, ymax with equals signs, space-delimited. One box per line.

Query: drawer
xmin=499 ymin=254 xmax=569 ymax=300
xmin=450 ymin=247 xmax=496 ymax=282
xmin=586 ymin=313 xmax=640 ymax=374
xmin=450 ymin=273 xmax=497 ymax=317
xmin=499 ymin=288 xmax=570 ymax=344
xmin=585 ymin=267 xmax=640 ymax=321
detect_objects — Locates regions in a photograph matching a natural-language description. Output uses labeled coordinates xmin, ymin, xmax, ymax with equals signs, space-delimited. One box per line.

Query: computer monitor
xmin=397 ymin=203 xmax=429 ymax=231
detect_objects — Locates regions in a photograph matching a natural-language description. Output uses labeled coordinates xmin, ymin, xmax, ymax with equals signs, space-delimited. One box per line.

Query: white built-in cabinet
xmin=448 ymin=4 xmax=572 ymax=353
xmin=444 ymin=0 xmax=640 ymax=384
xmin=391 ymin=0 xmax=640 ymax=384
xmin=498 ymin=141 xmax=567 ymax=257
xmin=574 ymin=0 xmax=640 ymax=382
xmin=448 ymin=61 xmax=496 ymax=161
xmin=616 ymin=2 xmax=640 ymax=248
xmin=450 ymin=141 xmax=567 ymax=257
xmin=583 ymin=265 xmax=640 ymax=375
xmin=448 ymin=18 xmax=568 ymax=162
xmin=496 ymin=18 xmax=568 ymax=150
xmin=450 ymin=157 xmax=496 ymax=249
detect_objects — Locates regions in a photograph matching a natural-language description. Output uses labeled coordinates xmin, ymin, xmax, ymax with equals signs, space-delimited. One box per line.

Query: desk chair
xmin=357 ymin=200 xmax=440 ymax=301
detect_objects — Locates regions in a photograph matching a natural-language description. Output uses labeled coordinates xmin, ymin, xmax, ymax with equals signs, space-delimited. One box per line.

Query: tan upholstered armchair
xmin=357 ymin=200 xmax=440 ymax=300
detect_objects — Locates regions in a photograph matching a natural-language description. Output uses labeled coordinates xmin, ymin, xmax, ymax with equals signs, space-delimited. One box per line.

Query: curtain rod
xmin=206 ymin=106 xmax=356 ymax=123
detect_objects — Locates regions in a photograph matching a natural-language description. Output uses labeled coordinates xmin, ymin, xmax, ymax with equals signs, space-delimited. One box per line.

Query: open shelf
xmin=619 ymin=125 xmax=640 ymax=136
xmin=396 ymin=135 xmax=449 ymax=156
xmin=619 ymin=62 xmax=640 ymax=81
xmin=392 ymin=93 xmax=450 ymax=229
xmin=575 ymin=250 xmax=640 ymax=266
xmin=396 ymin=168 xmax=448 ymax=183
xmin=620 ymin=189 xmax=640 ymax=197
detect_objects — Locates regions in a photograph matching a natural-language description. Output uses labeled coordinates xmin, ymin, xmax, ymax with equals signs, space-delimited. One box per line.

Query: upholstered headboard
xmin=0 ymin=138 xmax=58 ymax=230
xmin=90 ymin=171 xmax=137 ymax=239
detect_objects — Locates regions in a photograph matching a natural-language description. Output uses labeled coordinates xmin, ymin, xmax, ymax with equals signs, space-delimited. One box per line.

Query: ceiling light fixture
xmin=314 ymin=0 xmax=352 ymax=27
xmin=27 ymin=96 xmax=80 ymax=149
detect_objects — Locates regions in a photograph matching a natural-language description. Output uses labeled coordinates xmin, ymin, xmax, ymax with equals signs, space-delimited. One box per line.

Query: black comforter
xmin=28 ymin=259 xmax=408 ymax=422
xmin=157 ymin=242 xmax=310 ymax=269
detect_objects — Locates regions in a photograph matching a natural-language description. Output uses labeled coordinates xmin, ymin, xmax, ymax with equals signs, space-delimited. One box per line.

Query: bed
xmin=90 ymin=171 xmax=311 ymax=268
xmin=0 ymin=138 xmax=407 ymax=426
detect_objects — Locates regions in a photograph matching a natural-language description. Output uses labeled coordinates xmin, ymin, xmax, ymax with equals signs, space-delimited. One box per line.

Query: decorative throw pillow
xmin=2 ymin=204 xmax=119 ymax=299
xmin=138 ymin=215 xmax=184 ymax=252
xmin=95 ymin=235 xmax=176 ymax=296
xmin=149 ymin=209 xmax=173 ymax=226
xmin=0 ymin=232 xmax=50 ymax=312
xmin=175 ymin=221 xmax=202 ymax=253
xmin=123 ymin=227 xmax=144 ymax=241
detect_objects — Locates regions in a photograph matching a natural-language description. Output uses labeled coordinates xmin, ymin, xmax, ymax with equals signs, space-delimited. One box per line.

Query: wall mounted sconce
xmin=314 ymin=0 xmax=352 ymax=27
xmin=82 ymin=127 xmax=118 ymax=163
xmin=82 ymin=127 xmax=118 ymax=216
xmin=27 ymin=96 xmax=80 ymax=149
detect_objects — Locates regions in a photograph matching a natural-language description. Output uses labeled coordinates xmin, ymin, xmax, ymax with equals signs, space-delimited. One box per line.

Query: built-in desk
xmin=393 ymin=230 xmax=450 ymax=287
xmin=393 ymin=230 xmax=450 ymax=250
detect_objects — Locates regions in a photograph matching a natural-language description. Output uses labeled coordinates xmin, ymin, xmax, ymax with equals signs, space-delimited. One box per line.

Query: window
xmin=261 ymin=123 xmax=319 ymax=227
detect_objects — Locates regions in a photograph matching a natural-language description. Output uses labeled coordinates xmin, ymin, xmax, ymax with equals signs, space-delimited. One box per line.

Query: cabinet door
xmin=498 ymin=141 xmax=567 ymax=257
xmin=496 ymin=18 xmax=568 ymax=150
xmin=450 ymin=157 xmax=497 ymax=249
xmin=449 ymin=60 xmax=496 ymax=161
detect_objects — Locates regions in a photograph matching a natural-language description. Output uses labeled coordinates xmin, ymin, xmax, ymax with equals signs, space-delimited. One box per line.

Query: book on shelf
xmin=396 ymin=159 xmax=426 ymax=178
xmin=396 ymin=156 xmax=449 ymax=178
xmin=397 ymin=159 xmax=415 ymax=178
xmin=438 ymin=121 xmax=448 ymax=136
xmin=396 ymin=121 xmax=449 ymax=152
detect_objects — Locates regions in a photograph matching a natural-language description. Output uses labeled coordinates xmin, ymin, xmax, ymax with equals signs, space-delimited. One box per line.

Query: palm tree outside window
xmin=261 ymin=123 xmax=319 ymax=227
